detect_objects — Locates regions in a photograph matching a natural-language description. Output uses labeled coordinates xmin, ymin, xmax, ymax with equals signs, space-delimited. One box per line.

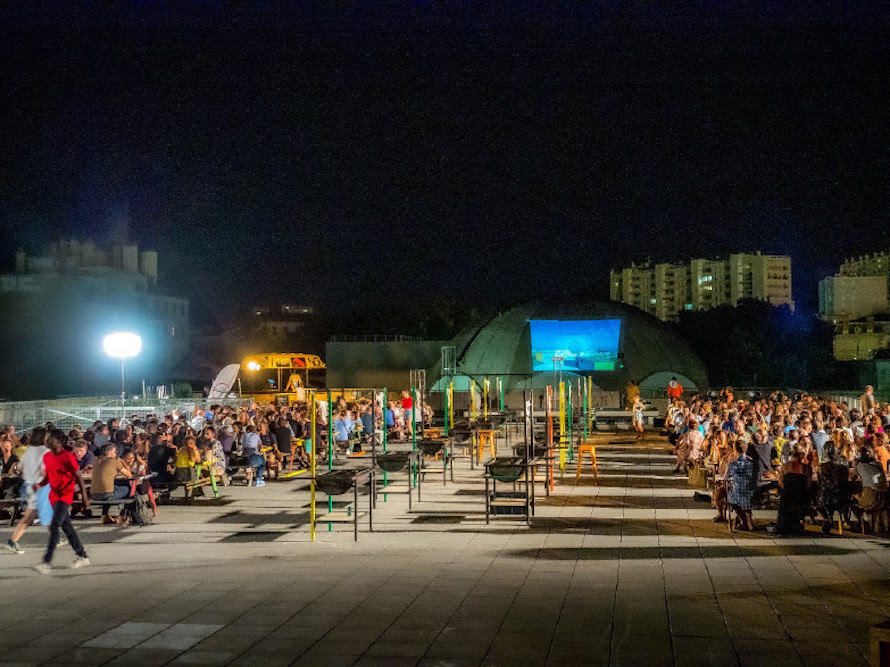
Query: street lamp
xmin=103 ymin=332 xmax=142 ymax=413
xmin=551 ymin=355 xmax=564 ymax=388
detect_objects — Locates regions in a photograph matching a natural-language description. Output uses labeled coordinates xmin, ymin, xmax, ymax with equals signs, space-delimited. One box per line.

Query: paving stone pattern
xmin=0 ymin=435 xmax=887 ymax=665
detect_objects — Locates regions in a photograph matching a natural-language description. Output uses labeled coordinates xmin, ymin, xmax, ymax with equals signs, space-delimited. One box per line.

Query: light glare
xmin=103 ymin=332 xmax=142 ymax=359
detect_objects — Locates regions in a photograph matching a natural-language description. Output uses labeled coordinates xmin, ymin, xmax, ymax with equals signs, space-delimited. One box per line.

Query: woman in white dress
xmin=632 ymin=396 xmax=645 ymax=440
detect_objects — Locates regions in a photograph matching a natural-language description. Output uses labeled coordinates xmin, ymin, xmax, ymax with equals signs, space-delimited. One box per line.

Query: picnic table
xmin=77 ymin=472 xmax=160 ymax=520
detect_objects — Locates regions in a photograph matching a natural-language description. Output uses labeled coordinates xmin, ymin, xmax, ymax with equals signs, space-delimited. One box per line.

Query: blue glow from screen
xmin=530 ymin=320 xmax=622 ymax=372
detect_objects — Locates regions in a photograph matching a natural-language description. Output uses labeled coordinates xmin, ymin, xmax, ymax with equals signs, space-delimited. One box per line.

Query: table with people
xmin=0 ymin=392 xmax=433 ymax=546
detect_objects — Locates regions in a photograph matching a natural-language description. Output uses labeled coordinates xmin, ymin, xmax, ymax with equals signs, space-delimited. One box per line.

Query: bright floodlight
xmin=103 ymin=332 xmax=142 ymax=359
xmin=247 ymin=361 xmax=261 ymax=371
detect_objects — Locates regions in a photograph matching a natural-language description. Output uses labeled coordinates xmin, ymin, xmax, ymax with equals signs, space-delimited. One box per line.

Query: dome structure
xmin=434 ymin=299 xmax=707 ymax=393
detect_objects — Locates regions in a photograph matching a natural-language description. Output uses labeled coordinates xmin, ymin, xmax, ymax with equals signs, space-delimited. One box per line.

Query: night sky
xmin=2 ymin=3 xmax=888 ymax=323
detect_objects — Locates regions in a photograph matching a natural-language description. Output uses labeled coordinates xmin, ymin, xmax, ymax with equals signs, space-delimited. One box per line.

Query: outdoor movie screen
xmin=530 ymin=319 xmax=622 ymax=372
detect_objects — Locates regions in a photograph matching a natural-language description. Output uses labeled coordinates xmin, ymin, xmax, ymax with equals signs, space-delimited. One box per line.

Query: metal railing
xmin=328 ymin=335 xmax=422 ymax=343
xmin=640 ymin=386 xmax=874 ymax=408
xmin=0 ymin=396 xmax=252 ymax=432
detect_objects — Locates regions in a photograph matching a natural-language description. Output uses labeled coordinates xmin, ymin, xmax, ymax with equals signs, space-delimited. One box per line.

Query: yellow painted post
xmin=310 ymin=390 xmax=317 ymax=542
xmin=483 ymin=379 xmax=489 ymax=419
xmin=559 ymin=381 xmax=566 ymax=473
xmin=448 ymin=382 xmax=454 ymax=428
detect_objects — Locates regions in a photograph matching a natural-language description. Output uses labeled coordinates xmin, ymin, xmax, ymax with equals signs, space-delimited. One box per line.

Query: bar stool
xmin=477 ymin=430 xmax=497 ymax=459
xmin=575 ymin=440 xmax=599 ymax=484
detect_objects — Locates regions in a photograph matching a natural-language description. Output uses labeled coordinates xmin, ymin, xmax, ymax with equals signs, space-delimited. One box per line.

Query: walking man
xmin=6 ymin=427 xmax=49 ymax=554
xmin=34 ymin=430 xmax=90 ymax=573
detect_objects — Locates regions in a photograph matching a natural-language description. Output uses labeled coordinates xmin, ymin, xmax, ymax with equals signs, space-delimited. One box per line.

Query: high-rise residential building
xmin=610 ymin=252 xmax=794 ymax=321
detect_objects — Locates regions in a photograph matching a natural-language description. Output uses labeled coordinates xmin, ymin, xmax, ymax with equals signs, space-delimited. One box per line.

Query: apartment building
xmin=610 ymin=252 xmax=794 ymax=321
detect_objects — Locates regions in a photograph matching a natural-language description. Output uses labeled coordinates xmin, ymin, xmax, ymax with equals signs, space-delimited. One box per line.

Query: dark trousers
xmin=93 ymin=486 xmax=131 ymax=517
xmin=44 ymin=501 xmax=87 ymax=563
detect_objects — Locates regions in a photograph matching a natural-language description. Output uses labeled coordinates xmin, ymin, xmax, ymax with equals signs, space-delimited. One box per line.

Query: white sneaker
xmin=70 ymin=556 xmax=90 ymax=570
xmin=33 ymin=562 xmax=52 ymax=575
xmin=6 ymin=540 xmax=24 ymax=555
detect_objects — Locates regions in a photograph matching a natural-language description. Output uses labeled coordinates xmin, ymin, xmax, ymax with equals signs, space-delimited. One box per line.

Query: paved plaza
xmin=1 ymin=434 xmax=888 ymax=666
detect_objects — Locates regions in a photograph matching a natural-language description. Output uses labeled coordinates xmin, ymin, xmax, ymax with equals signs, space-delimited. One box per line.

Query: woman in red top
xmin=401 ymin=391 xmax=415 ymax=437
xmin=34 ymin=431 xmax=90 ymax=573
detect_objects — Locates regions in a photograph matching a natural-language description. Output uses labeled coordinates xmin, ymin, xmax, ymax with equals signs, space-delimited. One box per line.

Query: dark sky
xmin=1 ymin=3 xmax=888 ymax=323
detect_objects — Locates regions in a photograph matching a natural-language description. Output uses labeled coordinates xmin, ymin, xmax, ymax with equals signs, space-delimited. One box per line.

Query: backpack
xmin=131 ymin=494 xmax=155 ymax=526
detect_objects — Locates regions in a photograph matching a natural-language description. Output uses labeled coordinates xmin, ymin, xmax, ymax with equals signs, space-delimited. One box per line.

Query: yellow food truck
xmin=239 ymin=353 xmax=325 ymax=405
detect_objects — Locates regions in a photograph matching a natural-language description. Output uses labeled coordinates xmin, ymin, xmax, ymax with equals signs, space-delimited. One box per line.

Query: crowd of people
xmin=3 ymin=380 xmax=885 ymax=570
xmin=0 ymin=390 xmax=436 ymax=570
xmin=666 ymin=384 xmax=890 ymax=534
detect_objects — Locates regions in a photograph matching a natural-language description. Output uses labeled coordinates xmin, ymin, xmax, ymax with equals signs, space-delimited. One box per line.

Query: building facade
xmin=610 ymin=252 xmax=794 ymax=321
xmin=832 ymin=317 xmax=890 ymax=361
xmin=821 ymin=251 xmax=890 ymax=361
xmin=818 ymin=275 xmax=888 ymax=323
xmin=839 ymin=251 xmax=890 ymax=282
xmin=251 ymin=304 xmax=314 ymax=337
xmin=0 ymin=240 xmax=189 ymax=399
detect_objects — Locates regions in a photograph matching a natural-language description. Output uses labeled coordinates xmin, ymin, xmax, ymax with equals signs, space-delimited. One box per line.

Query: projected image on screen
xmin=530 ymin=319 xmax=622 ymax=372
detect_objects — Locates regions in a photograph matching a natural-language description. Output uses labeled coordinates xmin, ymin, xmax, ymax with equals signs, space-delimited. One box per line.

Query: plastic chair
xmin=574 ymin=440 xmax=599 ymax=484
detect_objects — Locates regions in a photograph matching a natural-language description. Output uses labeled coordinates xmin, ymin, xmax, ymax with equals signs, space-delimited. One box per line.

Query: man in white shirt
xmin=6 ymin=428 xmax=50 ymax=554
xmin=190 ymin=407 xmax=207 ymax=432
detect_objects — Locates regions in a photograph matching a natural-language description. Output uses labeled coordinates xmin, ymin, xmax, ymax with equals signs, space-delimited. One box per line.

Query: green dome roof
xmin=440 ymin=299 xmax=707 ymax=393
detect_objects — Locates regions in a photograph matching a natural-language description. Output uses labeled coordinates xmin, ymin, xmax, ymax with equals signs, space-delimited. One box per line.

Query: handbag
xmin=687 ymin=463 xmax=707 ymax=489
xmin=36 ymin=485 xmax=53 ymax=526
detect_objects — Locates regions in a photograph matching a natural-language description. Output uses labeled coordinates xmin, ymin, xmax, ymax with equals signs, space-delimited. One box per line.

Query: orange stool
xmin=575 ymin=441 xmax=599 ymax=484
xmin=476 ymin=430 xmax=498 ymax=459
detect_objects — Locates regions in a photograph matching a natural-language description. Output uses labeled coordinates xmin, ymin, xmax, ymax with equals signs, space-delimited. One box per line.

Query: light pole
xmin=103 ymin=332 xmax=142 ymax=415
xmin=551 ymin=355 xmax=564 ymax=388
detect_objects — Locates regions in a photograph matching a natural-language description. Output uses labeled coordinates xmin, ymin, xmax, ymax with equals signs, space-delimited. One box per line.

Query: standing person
xmin=401 ymin=390 xmax=414 ymax=438
xmin=667 ymin=377 xmax=684 ymax=403
xmin=862 ymin=385 xmax=877 ymax=417
xmin=726 ymin=440 xmax=756 ymax=531
xmin=625 ymin=380 xmax=639 ymax=410
xmin=632 ymin=396 xmax=645 ymax=440
xmin=333 ymin=410 xmax=354 ymax=460
xmin=6 ymin=427 xmax=48 ymax=554
xmin=34 ymin=431 xmax=90 ymax=573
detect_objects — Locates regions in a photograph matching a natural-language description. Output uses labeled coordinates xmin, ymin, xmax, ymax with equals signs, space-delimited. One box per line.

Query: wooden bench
xmin=0 ymin=498 xmax=26 ymax=527
xmin=90 ymin=497 xmax=136 ymax=520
